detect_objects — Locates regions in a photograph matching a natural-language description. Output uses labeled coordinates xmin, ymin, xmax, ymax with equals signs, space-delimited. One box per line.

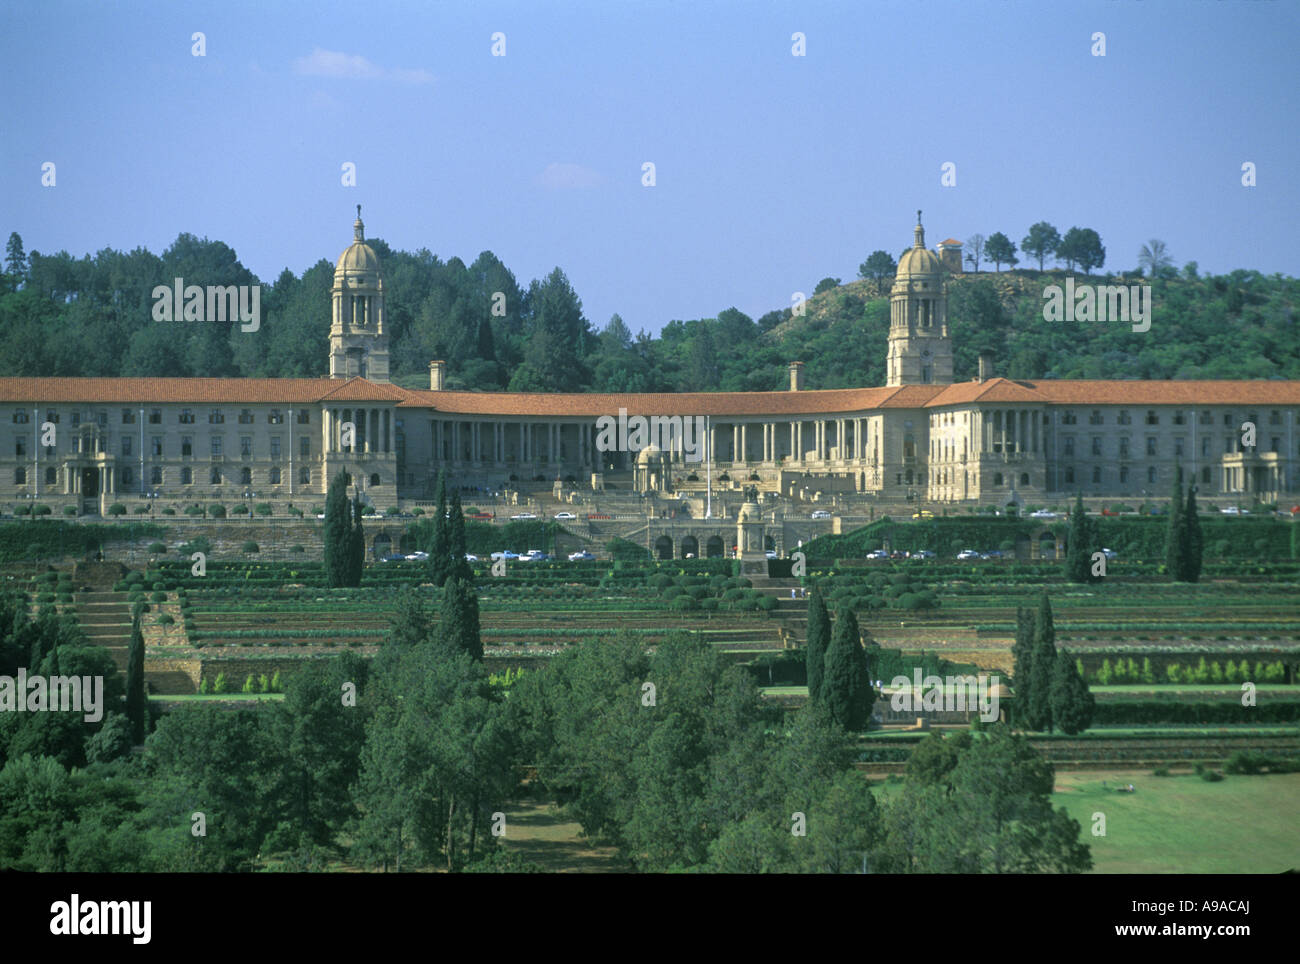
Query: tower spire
xmin=914 ymin=209 xmax=925 ymax=249
xmin=354 ymin=205 xmax=364 ymax=242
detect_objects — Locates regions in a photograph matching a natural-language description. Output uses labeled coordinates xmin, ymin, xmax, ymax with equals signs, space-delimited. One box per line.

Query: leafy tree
xmin=1138 ymin=239 xmax=1174 ymax=279
xmin=126 ymin=608 xmax=146 ymax=744
xmin=1057 ymin=226 xmax=1105 ymax=274
xmin=1021 ymin=222 xmax=1061 ymax=271
xmin=858 ymin=250 xmax=898 ymax=295
xmin=822 ymin=608 xmax=872 ymax=731
xmin=1049 ymin=650 xmax=1094 ymax=735
xmin=804 ymin=588 xmax=831 ymax=704
xmin=983 ymin=232 xmax=1019 ymax=272
xmin=813 ymin=277 xmax=840 ymax=295
xmin=964 ymin=234 xmax=986 ymax=272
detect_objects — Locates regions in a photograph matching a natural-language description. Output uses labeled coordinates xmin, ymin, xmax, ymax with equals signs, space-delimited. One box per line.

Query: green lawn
xmin=1052 ymin=769 xmax=1300 ymax=873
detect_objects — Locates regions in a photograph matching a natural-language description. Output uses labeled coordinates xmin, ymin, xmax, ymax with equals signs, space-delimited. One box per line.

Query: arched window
xmin=210 ymin=467 xmax=222 ymax=484
xmin=150 ymin=466 xmax=162 ymax=485
xmin=1020 ymin=473 xmax=1029 ymax=486
xmin=240 ymin=468 xmax=252 ymax=485
xmin=299 ymin=467 xmax=311 ymax=485
xmin=369 ymin=473 xmax=381 ymax=487
xmin=181 ymin=467 xmax=192 ymax=485
xmin=993 ymin=473 xmax=1003 ymax=486
xmin=269 ymin=467 xmax=281 ymax=484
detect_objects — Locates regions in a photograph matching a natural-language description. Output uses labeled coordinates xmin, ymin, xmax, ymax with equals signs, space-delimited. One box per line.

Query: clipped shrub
xmin=242 ymin=541 xmax=260 ymax=554
xmin=208 ymin=504 xmax=226 ymax=518
xmin=254 ymin=503 xmax=273 ymax=517
xmin=63 ymin=506 xmax=78 ymax=516
xmin=106 ymin=503 xmax=127 ymax=516
xmin=150 ymin=591 xmax=166 ymax=602
xmin=232 ymin=504 xmax=250 ymax=516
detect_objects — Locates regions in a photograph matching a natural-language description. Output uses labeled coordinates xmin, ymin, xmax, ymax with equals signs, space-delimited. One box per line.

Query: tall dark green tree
xmin=348 ymin=495 xmax=365 ymax=585
xmin=804 ymin=588 xmax=831 ymax=704
xmin=323 ymin=471 xmax=356 ymax=588
xmin=1010 ymin=604 xmax=1035 ymax=720
xmin=1049 ymin=650 xmax=1094 ymax=735
xmin=1165 ymin=465 xmax=1185 ymax=579
xmin=1025 ymin=593 xmax=1057 ymax=732
xmin=438 ymin=578 xmax=483 ymax=661
xmin=125 ymin=608 xmax=146 ymax=744
xmin=448 ymin=492 xmax=472 ymax=584
xmin=822 ymin=608 xmax=872 ymax=732
xmin=429 ymin=470 xmax=451 ymax=587
xmin=1182 ymin=483 xmax=1203 ymax=582
xmin=1065 ymin=492 xmax=1096 ymax=583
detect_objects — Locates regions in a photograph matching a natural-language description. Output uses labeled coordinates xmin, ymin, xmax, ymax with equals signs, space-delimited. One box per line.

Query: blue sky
xmin=3 ymin=0 xmax=1297 ymax=337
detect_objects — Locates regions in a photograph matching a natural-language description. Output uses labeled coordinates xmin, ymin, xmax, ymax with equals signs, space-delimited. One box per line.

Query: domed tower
xmin=329 ymin=205 xmax=389 ymax=381
xmin=886 ymin=211 xmax=952 ymax=386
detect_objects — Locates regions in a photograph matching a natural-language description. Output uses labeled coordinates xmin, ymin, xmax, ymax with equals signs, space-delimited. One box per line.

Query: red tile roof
xmin=0 ymin=376 xmax=1296 ymax=416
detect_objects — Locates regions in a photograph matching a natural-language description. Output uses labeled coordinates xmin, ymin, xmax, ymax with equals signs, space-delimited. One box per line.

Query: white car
xmin=510 ymin=512 xmax=538 ymax=520
xmin=463 ymin=554 xmax=478 ymax=563
xmin=956 ymin=549 xmax=981 ymax=561
xmin=554 ymin=511 xmax=576 ymax=520
xmin=765 ymin=550 xmax=778 ymax=560
xmin=1100 ymin=548 xmax=1118 ymax=560
xmin=568 ymin=550 xmax=595 ymax=562
xmin=490 ymin=550 xmax=519 ymax=561
xmin=1030 ymin=509 xmax=1059 ymax=519
xmin=1220 ymin=506 xmax=1246 ymax=515
xmin=810 ymin=510 xmax=832 ymax=519
xmin=520 ymin=549 xmax=544 ymax=561
xmin=405 ymin=551 xmax=429 ymax=561
xmin=866 ymin=549 xmax=889 ymax=560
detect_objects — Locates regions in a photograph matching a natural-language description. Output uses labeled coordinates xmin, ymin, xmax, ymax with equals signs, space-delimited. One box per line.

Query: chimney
xmin=978 ymin=353 xmax=994 ymax=383
xmin=429 ymin=360 xmax=446 ymax=391
xmin=789 ymin=361 xmax=804 ymax=391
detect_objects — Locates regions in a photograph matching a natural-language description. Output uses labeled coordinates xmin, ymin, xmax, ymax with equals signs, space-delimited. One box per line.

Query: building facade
xmin=2 ymin=213 xmax=1298 ymax=515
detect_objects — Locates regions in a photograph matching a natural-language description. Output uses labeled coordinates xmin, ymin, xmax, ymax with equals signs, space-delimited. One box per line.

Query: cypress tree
xmin=348 ymin=495 xmax=365 ymax=586
xmin=1065 ymin=492 xmax=1093 ymax=583
xmin=448 ymin=491 xmax=472 ymax=584
xmin=1011 ymin=604 xmax=1035 ymax=695
xmin=323 ymin=471 xmax=353 ymax=588
xmin=804 ymin=587 xmax=831 ymax=703
xmin=429 ymin=470 xmax=451 ymax=587
xmin=1049 ymin=649 xmax=1094 ymax=735
xmin=1165 ymin=465 xmax=1185 ymax=580
xmin=126 ymin=608 xmax=146 ymax=744
xmin=822 ymin=607 xmax=871 ymax=731
xmin=438 ymin=577 xmax=483 ymax=661
xmin=1182 ymin=483 xmax=1203 ymax=583
xmin=1025 ymin=593 xmax=1056 ymax=731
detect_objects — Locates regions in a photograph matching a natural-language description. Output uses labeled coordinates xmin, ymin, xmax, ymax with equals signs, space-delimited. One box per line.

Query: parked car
xmin=380 ymin=553 xmax=406 ymax=563
xmin=890 ymin=550 xmax=908 ymax=560
xmin=405 ymin=550 xmax=429 ymax=561
xmin=568 ymin=550 xmax=595 ymax=562
xmin=463 ymin=553 xmax=478 ymax=563
xmin=510 ymin=512 xmax=538 ymax=520
xmin=1030 ymin=509 xmax=1059 ymax=519
xmin=467 ymin=511 xmax=493 ymax=521
xmin=956 ymin=549 xmax=981 ymax=561
xmin=765 ymin=550 xmax=778 ymax=559
xmin=911 ymin=510 xmax=935 ymax=520
xmin=810 ymin=509 xmax=832 ymax=519
xmin=866 ymin=549 xmax=889 ymax=560
xmin=1100 ymin=548 xmax=1118 ymax=560
xmin=490 ymin=550 xmax=519 ymax=561
xmin=554 ymin=511 xmax=577 ymax=520
xmin=520 ymin=549 xmax=545 ymax=561
xmin=984 ymin=550 xmax=1005 ymax=559
xmin=910 ymin=550 xmax=936 ymax=560
xmin=1221 ymin=506 xmax=1247 ymax=515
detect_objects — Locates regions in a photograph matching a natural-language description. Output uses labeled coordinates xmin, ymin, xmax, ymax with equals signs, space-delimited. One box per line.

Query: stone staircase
xmin=745 ymin=575 xmax=808 ymax=647
xmin=72 ymin=589 xmax=197 ymax=695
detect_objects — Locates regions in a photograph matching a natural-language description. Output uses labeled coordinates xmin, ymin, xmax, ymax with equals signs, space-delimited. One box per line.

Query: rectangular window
xmin=122 ymin=467 xmax=133 ymax=485
xmin=1271 ymin=437 xmax=1280 ymax=453
xmin=1269 ymin=410 xmax=1281 ymax=426
xmin=1118 ymin=438 xmax=1130 ymax=458
xmin=1148 ymin=466 xmax=1158 ymax=484
xmin=149 ymin=409 xmax=162 ymax=424
xmin=211 ymin=436 xmax=223 ymax=457
xmin=1089 ymin=410 xmax=1103 ymax=425
xmin=1175 ymin=438 xmax=1184 ymax=457
xmin=1092 ymin=466 xmax=1101 ymax=483
xmin=152 ymin=436 xmax=163 ymax=456
xmin=180 ymin=409 xmax=194 ymax=424
xmin=1091 ymin=437 xmax=1102 ymax=456
xmin=209 ymin=409 xmax=224 ymax=424
xmin=240 ymin=436 xmax=253 ymax=457
xmin=97 ymin=411 xmax=108 ymax=427
xmin=239 ymin=409 xmax=254 ymax=424
xmin=1117 ymin=411 xmax=1131 ymax=425
xmin=122 ymin=437 xmax=132 ymax=456
xmin=297 ymin=410 xmax=311 ymax=424
xmin=122 ymin=409 xmax=135 ymax=424
xmin=299 ymin=467 xmax=310 ymax=485
xmin=150 ymin=466 xmax=162 ymax=485
xmin=300 ymin=437 xmax=310 ymax=457
xmin=15 ymin=438 xmax=26 ymax=457
xmin=1201 ymin=436 xmax=1210 ymax=457
xmin=1225 ymin=437 xmax=1234 ymax=454
xmin=270 ymin=437 xmax=281 ymax=459
xmin=1200 ymin=410 xmax=1212 ymax=425
xmin=1063 ymin=438 xmax=1075 ymax=456
xmin=1062 ymin=411 xmax=1077 ymax=425
xmin=1223 ymin=412 xmax=1233 ymax=426
xmin=45 ymin=410 xmax=59 ymax=425
xmin=1146 ymin=437 xmax=1158 ymax=456
xmin=12 ymin=411 xmax=29 ymax=424
xmin=181 ymin=467 xmax=192 ymax=485
xmin=1201 ymin=466 xmax=1211 ymax=484
xmin=1120 ymin=466 xmax=1130 ymax=484
xmin=1064 ymin=466 xmax=1075 ymax=484
xmin=182 ymin=436 xmax=193 ymax=457
xmin=1146 ymin=410 xmax=1159 ymax=425
xmin=269 ymin=410 xmax=283 ymax=424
